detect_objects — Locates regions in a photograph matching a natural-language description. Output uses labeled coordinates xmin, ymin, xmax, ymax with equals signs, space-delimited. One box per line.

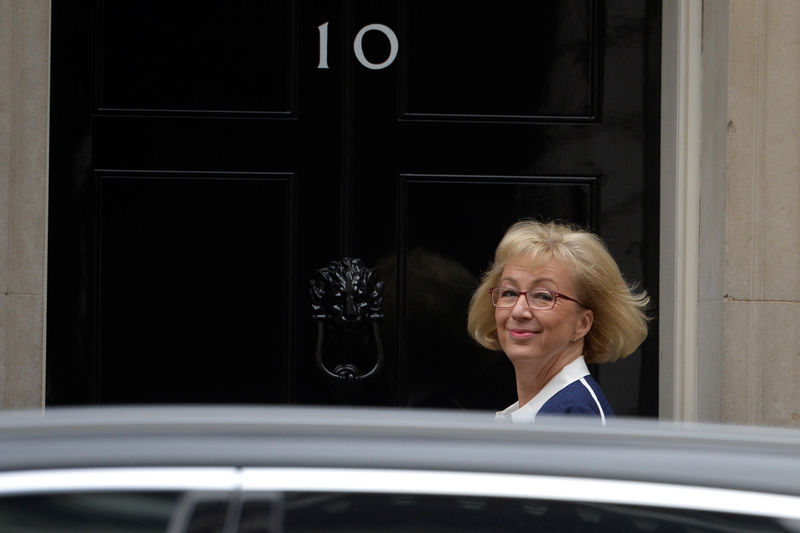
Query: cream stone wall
xmin=722 ymin=0 xmax=800 ymax=427
xmin=0 ymin=0 xmax=49 ymax=408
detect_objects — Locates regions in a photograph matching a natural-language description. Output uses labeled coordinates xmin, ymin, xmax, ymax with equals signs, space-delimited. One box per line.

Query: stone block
xmin=723 ymin=300 xmax=800 ymax=427
xmin=0 ymin=293 xmax=44 ymax=409
xmin=5 ymin=0 xmax=50 ymax=295
xmin=726 ymin=0 xmax=800 ymax=302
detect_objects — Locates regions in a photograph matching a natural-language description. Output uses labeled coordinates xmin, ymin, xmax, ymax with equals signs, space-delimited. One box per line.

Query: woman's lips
xmin=509 ymin=329 xmax=537 ymax=339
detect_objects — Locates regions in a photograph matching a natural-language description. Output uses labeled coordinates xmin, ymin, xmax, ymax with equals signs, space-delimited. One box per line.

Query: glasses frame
xmin=489 ymin=287 xmax=588 ymax=310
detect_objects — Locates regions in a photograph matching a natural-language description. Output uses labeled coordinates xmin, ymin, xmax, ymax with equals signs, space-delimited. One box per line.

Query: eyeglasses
xmin=489 ymin=287 xmax=587 ymax=310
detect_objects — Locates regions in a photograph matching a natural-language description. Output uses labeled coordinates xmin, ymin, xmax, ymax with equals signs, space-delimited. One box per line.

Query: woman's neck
xmin=514 ymin=345 xmax=584 ymax=407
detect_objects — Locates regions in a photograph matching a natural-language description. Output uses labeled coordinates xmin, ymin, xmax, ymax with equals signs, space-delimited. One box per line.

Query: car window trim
xmin=0 ymin=467 xmax=238 ymax=493
xmin=1 ymin=467 xmax=800 ymax=522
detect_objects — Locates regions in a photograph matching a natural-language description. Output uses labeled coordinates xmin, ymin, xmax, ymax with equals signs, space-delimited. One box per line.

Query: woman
xmin=468 ymin=220 xmax=649 ymax=423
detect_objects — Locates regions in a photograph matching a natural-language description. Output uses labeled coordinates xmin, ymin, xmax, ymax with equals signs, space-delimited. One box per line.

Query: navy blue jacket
xmin=539 ymin=374 xmax=614 ymax=418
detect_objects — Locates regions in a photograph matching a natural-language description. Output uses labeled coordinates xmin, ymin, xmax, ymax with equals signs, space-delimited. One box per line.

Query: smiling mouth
xmin=509 ymin=329 xmax=538 ymax=339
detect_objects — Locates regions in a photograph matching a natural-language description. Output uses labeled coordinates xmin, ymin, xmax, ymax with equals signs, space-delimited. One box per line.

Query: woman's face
xmin=494 ymin=256 xmax=593 ymax=368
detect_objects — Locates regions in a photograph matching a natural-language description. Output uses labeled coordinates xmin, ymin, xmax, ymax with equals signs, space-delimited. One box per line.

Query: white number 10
xmin=318 ymin=22 xmax=399 ymax=70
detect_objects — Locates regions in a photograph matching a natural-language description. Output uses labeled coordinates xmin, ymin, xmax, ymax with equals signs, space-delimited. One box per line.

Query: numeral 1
xmin=318 ymin=22 xmax=329 ymax=69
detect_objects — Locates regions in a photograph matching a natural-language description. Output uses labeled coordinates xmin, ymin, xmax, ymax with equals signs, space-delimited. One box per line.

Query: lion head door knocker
xmin=309 ymin=257 xmax=384 ymax=399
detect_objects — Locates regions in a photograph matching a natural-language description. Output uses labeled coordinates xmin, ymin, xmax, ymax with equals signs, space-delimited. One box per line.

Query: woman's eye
xmin=501 ymin=289 xmax=519 ymax=297
xmin=531 ymin=290 xmax=554 ymax=302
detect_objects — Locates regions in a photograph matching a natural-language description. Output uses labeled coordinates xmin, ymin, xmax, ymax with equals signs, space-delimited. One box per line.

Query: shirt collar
xmin=495 ymin=356 xmax=591 ymax=423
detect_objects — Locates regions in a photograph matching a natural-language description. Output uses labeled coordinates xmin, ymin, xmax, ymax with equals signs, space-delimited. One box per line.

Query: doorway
xmin=47 ymin=0 xmax=660 ymax=415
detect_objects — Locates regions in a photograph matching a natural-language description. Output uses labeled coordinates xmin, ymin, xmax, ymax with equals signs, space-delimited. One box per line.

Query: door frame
xmin=659 ymin=0 xmax=729 ymax=422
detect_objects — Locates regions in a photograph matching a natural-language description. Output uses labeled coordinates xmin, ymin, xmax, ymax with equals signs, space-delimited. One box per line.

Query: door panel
xmin=98 ymin=173 xmax=291 ymax=403
xmin=399 ymin=176 xmax=597 ymax=408
xmin=97 ymin=0 xmax=295 ymax=115
xmin=48 ymin=0 xmax=660 ymax=415
xmin=401 ymin=0 xmax=600 ymax=121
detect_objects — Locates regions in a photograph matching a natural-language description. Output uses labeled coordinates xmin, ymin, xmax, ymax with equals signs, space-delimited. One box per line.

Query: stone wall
xmin=722 ymin=0 xmax=800 ymax=426
xmin=0 ymin=0 xmax=49 ymax=408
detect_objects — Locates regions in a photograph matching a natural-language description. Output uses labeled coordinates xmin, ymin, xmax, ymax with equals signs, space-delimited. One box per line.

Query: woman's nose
xmin=510 ymin=293 xmax=532 ymax=317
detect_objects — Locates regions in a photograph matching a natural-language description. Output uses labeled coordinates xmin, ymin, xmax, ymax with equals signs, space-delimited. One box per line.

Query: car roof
xmin=1 ymin=406 xmax=799 ymax=496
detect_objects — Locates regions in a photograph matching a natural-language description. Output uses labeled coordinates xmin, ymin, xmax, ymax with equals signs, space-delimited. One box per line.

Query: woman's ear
xmin=572 ymin=309 xmax=593 ymax=342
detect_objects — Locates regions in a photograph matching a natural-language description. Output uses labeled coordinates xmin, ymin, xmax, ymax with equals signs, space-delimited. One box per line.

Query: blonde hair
xmin=467 ymin=220 xmax=649 ymax=364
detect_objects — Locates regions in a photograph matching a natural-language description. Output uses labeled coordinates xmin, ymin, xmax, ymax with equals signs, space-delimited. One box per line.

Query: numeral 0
xmin=318 ymin=22 xmax=399 ymax=70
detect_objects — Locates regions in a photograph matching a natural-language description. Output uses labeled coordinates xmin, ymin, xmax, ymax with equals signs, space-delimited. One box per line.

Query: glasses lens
xmin=492 ymin=288 xmax=519 ymax=307
xmin=527 ymin=290 xmax=556 ymax=309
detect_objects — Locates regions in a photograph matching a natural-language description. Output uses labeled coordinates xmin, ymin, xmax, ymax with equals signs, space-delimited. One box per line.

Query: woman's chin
xmin=503 ymin=349 xmax=542 ymax=363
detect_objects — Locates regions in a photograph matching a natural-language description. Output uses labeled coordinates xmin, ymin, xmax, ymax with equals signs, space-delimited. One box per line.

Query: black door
xmin=48 ymin=0 xmax=660 ymax=414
